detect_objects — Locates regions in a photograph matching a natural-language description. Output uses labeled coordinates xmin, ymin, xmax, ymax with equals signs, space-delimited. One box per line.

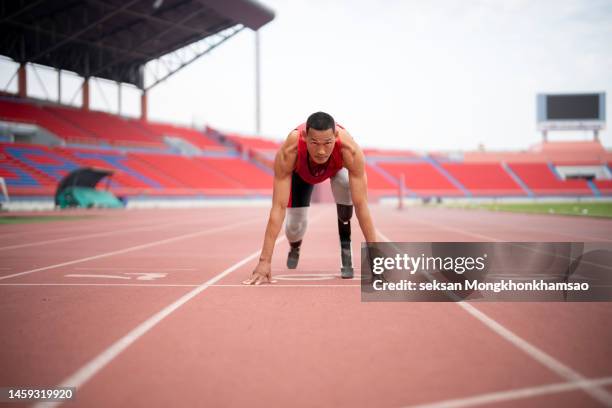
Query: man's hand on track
xmin=242 ymin=260 xmax=277 ymax=285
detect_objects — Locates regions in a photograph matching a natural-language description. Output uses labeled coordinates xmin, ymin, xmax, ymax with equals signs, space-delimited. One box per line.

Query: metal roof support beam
xmin=0 ymin=0 xmax=47 ymax=24
xmin=82 ymin=77 xmax=90 ymax=110
xmin=31 ymin=63 xmax=50 ymax=100
xmin=17 ymin=63 xmax=26 ymax=98
xmin=87 ymin=6 xmax=211 ymax=79
xmin=117 ymin=82 xmax=122 ymax=115
xmin=144 ymin=25 xmax=244 ymax=91
xmin=57 ymin=68 xmax=61 ymax=103
xmin=29 ymin=0 xmax=142 ymax=64
xmin=87 ymin=0 xmax=209 ymax=36
xmin=4 ymin=19 xmax=155 ymax=60
xmin=2 ymin=66 xmax=18 ymax=93
xmin=140 ymin=90 xmax=147 ymax=121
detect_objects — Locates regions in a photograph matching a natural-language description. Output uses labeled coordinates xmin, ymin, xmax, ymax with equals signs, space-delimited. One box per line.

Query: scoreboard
xmin=536 ymin=93 xmax=606 ymax=132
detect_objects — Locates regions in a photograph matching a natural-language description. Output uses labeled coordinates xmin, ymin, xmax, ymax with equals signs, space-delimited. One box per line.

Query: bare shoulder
xmin=338 ymin=128 xmax=364 ymax=172
xmin=274 ymin=130 xmax=299 ymax=176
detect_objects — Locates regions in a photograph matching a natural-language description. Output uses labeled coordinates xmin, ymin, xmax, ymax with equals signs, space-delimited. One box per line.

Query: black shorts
xmin=288 ymin=172 xmax=314 ymax=208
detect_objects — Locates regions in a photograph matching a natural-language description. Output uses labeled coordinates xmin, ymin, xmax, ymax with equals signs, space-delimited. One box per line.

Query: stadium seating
xmin=464 ymin=141 xmax=609 ymax=163
xmin=136 ymin=121 xmax=225 ymax=151
xmin=363 ymin=148 xmax=420 ymax=159
xmin=225 ymin=133 xmax=281 ymax=152
xmin=194 ymin=157 xmax=272 ymax=189
xmin=46 ymin=105 xmax=166 ymax=148
xmin=0 ymin=143 xmax=77 ymax=195
xmin=56 ymin=147 xmax=166 ymax=191
xmin=2 ymin=97 xmax=609 ymax=201
xmin=376 ymin=161 xmax=464 ymax=196
xmin=365 ymin=164 xmax=398 ymax=191
xmin=0 ymin=99 xmax=97 ymax=144
xmin=594 ymin=179 xmax=612 ymax=195
xmin=441 ymin=162 xmax=526 ymax=196
xmin=508 ymin=163 xmax=592 ymax=195
xmin=129 ymin=152 xmax=244 ymax=191
xmin=58 ymin=106 xmax=164 ymax=146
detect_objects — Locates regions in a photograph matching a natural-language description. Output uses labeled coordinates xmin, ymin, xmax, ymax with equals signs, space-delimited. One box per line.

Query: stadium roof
xmin=0 ymin=0 xmax=275 ymax=87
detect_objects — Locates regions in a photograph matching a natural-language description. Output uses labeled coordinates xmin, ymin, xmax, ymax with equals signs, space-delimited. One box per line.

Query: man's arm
xmin=340 ymin=131 xmax=377 ymax=243
xmin=242 ymin=132 xmax=298 ymax=285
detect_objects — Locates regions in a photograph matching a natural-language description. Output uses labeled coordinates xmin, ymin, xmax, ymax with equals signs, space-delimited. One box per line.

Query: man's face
xmin=306 ymin=128 xmax=336 ymax=164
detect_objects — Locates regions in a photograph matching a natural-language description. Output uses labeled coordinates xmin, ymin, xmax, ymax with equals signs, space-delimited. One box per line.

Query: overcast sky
xmin=2 ymin=0 xmax=611 ymax=151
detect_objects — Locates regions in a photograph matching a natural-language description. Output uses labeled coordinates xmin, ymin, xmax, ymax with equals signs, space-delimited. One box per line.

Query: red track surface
xmin=0 ymin=205 xmax=611 ymax=407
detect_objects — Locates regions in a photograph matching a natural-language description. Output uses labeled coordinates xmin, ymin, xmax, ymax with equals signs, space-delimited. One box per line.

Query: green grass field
xmin=451 ymin=202 xmax=612 ymax=218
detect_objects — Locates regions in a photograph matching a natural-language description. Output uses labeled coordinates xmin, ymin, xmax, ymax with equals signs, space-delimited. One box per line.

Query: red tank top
xmin=294 ymin=122 xmax=344 ymax=185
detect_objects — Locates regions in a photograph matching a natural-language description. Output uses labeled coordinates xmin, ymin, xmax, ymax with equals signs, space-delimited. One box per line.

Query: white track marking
xmin=73 ymin=267 xmax=196 ymax=271
xmin=400 ymin=217 xmax=612 ymax=273
xmin=420 ymin=209 xmax=612 ymax=243
xmin=0 ymin=218 xmax=259 ymax=281
xmin=64 ymin=274 xmax=131 ymax=280
xmin=64 ymin=273 xmax=167 ymax=281
xmin=376 ymin=228 xmax=612 ymax=406
xmin=0 ymin=213 xmax=242 ymax=251
xmin=411 ymin=218 xmax=504 ymax=242
xmin=0 ymin=213 xmax=199 ymax=239
xmin=0 ymin=207 xmax=252 ymax=242
xmin=32 ymin=244 xmax=276 ymax=408
xmin=32 ymin=208 xmax=328 ymax=408
xmin=407 ymin=376 xmax=612 ymax=408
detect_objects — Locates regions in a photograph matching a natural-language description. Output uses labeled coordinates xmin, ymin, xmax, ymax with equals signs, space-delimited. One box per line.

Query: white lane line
xmin=0 ymin=218 xmax=260 ymax=281
xmin=31 ymin=247 xmax=274 ymax=408
xmin=73 ymin=267 xmax=196 ymax=271
xmin=33 ymin=208 xmax=329 ymax=408
xmin=401 ymin=218 xmax=612 ymax=271
xmin=65 ymin=274 xmax=131 ymax=280
xmin=0 ymin=208 xmax=251 ymax=243
xmin=375 ymin=229 xmax=612 ymax=406
xmin=407 ymin=376 xmax=612 ymax=408
xmin=0 ymin=213 xmax=241 ymax=251
xmin=32 ymin=240 xmax=286 ymax=408
xmin=411 ymin=218 xmax=503 ymax=242
xmin=457 ymin=302 xmax=612 ymax=406
xmin=0 ymin=213 xmax=196 ymax=239
xmin=421 ymin=209 xmax=612 ymax=243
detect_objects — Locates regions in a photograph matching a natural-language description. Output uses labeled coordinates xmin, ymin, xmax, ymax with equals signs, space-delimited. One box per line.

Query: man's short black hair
xmin=306 ymin=111 xmax=335 ymax=133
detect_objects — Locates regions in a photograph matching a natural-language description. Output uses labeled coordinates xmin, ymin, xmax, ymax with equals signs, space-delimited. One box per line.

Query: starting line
xmin=274 ymin=273 xmax=362 ymax=281
xmin=64 ymin=273 xmax=168 ymax=281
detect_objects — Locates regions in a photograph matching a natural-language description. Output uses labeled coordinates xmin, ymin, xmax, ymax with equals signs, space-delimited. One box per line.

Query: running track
xmin=0 ymin=205 xmax=611 ymax=407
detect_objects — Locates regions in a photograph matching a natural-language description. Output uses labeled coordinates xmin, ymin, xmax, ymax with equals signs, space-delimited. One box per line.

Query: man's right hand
xmin=242 ymin=260 xmax=277 ymax=285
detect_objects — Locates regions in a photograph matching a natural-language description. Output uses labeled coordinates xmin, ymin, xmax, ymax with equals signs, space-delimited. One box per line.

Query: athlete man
xmin=242 ymin=111 xmax=377 ymax=285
